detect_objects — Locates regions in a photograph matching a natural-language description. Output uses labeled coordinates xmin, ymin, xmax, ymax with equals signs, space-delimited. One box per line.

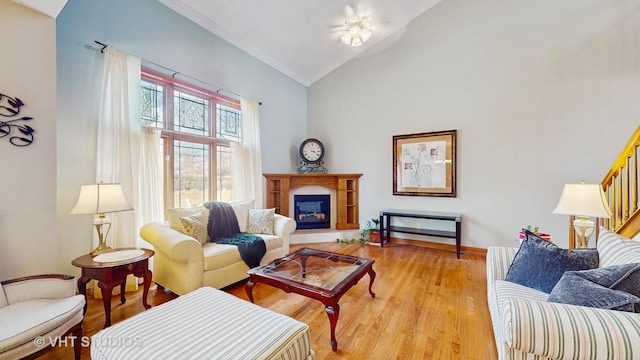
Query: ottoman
xmin=91 ymin=287 xmax=315 ymax=360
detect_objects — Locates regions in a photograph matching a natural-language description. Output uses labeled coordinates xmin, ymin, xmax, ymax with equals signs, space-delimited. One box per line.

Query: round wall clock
xmin=299 ymin=138 xmax=325 ymax=164
xmin=297 ymin=138 xmax=328 ymax=174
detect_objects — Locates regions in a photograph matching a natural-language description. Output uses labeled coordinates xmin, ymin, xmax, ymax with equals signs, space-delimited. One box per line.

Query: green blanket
xmin=204 ymin=201 xmax=266 ymax=268
xmin=216 ymin=233 xmax=266 ymax=269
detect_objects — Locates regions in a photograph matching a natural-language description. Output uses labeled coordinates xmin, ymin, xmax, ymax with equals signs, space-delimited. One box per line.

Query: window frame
xmin=141 ymin=68 xmax=241 ymax=208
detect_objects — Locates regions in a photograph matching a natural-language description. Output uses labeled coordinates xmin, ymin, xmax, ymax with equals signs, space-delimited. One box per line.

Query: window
xmin=140 ymin=69 xmax=241 ymax=208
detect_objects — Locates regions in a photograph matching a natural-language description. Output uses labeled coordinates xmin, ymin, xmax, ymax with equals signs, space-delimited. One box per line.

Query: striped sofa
xmin=487 ymin=229 xmax=640 ymax=360
xmin=91 ymin=286 xmax=315 ymax=359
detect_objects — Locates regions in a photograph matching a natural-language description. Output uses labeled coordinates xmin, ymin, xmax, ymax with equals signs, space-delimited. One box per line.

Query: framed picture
xmin=393 ymin=130 xmax=457 ymax=197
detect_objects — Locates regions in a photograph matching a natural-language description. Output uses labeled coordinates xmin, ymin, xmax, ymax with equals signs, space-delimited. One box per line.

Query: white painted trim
xmin=158 ymin=0 xmax=311 ymax=86
xmin=12 ymin=0 xmax=67 ymax=18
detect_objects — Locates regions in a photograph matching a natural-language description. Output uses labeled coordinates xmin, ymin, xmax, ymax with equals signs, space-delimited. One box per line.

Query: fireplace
xmin=294 ymin=195 xmax=330 ymax=230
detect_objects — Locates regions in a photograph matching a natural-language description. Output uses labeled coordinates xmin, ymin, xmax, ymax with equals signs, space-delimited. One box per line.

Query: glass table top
xmin=254 ymin=248 xmax=371 ymax=291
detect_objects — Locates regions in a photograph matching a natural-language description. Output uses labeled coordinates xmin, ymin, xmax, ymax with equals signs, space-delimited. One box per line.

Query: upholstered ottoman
xmin=91 ymin=287 xmax=315 ymax=360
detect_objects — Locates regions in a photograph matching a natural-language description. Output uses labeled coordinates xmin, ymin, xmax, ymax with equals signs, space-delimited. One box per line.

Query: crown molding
xmin=12 ymin=0 xmax=67 ymax=18
xmin=159 ymin=0 xmax=311 ymax=87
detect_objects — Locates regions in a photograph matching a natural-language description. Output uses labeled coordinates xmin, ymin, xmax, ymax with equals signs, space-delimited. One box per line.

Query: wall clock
xmin=297 ymin=138 xmax=328 ymax=174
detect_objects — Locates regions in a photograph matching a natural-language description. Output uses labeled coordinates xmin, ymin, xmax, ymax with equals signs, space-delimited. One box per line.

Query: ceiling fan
xmin=331 ymin=3 xmax=375 ymax=47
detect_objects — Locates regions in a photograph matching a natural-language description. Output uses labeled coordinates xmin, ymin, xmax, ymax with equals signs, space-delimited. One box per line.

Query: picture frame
xmin=393 ymin=130 xmax=457 ymax=197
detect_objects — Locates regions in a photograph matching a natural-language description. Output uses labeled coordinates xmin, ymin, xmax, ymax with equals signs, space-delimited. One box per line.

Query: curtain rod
xmin=94 ymin=41 xmax=262 ymax=106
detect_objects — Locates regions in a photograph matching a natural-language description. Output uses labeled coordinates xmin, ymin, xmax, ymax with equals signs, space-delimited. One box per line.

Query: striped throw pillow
xmin=597 ymin=228 xmax=640 ymax=267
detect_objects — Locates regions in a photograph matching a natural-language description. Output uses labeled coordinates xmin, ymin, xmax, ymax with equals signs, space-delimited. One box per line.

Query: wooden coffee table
xmin=246 ymin=247 xmax=376 ymax=351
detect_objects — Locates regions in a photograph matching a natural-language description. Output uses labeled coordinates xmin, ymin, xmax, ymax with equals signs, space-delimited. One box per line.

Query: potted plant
xmin=360 ymin=218 xmax=381 ymax=244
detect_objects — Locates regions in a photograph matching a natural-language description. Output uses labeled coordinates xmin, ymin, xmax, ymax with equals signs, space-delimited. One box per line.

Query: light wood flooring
xmin=42 ymin=242 xmax=498 ymax=359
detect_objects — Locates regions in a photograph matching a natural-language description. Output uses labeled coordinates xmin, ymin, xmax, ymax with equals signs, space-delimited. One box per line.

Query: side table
xmin=72 ymin=248 xmax=154 ymax=328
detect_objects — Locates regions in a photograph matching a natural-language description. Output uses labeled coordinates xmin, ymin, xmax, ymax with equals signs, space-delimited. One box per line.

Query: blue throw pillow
xmin=548 ymin=263 xmax=640 ymax=312
xmin=504 ymin=230 xmax=599 ymax=293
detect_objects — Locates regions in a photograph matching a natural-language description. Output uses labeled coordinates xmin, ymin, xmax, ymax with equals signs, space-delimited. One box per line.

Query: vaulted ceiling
xmin=159 ymin=0 xmax=442 ymax=86
xmin=14 ymin=0 xmax=442 ymax=87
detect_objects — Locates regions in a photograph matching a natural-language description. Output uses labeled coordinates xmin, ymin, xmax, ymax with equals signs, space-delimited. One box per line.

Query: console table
xmin=379 ymin=209 xmax=462 ymax=259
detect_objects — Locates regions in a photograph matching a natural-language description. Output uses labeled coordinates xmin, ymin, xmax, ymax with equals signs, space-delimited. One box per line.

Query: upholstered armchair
xmin=0 ymin=274 xmax=85 ymax=360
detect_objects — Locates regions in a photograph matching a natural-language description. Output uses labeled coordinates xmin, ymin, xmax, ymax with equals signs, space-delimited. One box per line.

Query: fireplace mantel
xmin=263 ymin=173 xmax=363 ymax=230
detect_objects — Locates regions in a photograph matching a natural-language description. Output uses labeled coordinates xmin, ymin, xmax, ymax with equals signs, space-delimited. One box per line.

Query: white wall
xmin=309 ymin=0 xmax=640 ymax=249
xmin=0 ymin=2 xmax=58 ymax=278
xmin=56 ymin=0 xmax=307 ymax=275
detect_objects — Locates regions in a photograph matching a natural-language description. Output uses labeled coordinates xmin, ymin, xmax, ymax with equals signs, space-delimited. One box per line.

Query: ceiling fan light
xmin=360 ymin=28 xmax=372 ymax=42
xmin=341 ymin=14 xmax=373 ymax=47
xmin=341 ymin=33 xmax=353 ymax=46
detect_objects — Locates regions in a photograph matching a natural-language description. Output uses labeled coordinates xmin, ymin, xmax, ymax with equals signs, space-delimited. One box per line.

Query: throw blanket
xmin=204 ymin=201 xmax=266 ymax=268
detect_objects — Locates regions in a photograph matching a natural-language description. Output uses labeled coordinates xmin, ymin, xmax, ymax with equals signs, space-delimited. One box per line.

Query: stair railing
xmin=598 ymin=126 xmax=640 ymax=239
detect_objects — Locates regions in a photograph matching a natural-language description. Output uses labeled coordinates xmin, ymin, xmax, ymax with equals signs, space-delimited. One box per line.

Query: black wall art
xmin=0 ymin=92 xmax=35 ymax=146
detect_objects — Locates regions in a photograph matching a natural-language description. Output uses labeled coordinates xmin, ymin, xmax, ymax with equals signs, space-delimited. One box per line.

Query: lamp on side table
xmin=552 ymin=181 xmax=612 ymax=248
xmin=71 ymin=182 xmax=133 ymax=256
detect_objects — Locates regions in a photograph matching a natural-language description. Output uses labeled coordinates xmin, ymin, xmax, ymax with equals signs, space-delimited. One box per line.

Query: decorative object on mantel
xmin=393 ymin=130 xmax=457 ymax=197
xmin=71 ymin=182 xmax=134 ymax=256
xmin=297 ymin=138 xmax=328 ymax=174
xmin=0 ymin=92 xmax=35 ymax=146
xmin=552 ymin=181 xmax=612 ymax=248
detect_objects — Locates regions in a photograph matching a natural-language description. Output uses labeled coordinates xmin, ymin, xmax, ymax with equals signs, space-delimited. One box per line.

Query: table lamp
xmin=71 ymin=182 xmax=133 ymax=256
xmin=552 ymin=181 xmax=612 ymax=248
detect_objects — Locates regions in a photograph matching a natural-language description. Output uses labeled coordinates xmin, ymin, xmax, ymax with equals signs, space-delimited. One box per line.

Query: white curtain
xmin=231 ymin=98 xmax=263 ymax=207
xmin=138 ymin=127 xmax=164 ymax=231
xmin=96 ymin=47 xmax=141 ymax=249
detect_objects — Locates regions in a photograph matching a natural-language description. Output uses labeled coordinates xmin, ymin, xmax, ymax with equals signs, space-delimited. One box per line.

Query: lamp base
xmin=576 ymin=235 xmax=590 ymax=248
xmin=573 ymin=216 xmax=595 ymax=248
xmin=90 ymin=216 xmax=114 ymax=257
xmin=90 ymin=242 xmax=115 ymax=257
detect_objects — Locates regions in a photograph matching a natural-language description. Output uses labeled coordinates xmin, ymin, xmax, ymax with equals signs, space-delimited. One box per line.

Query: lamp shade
xmin=552 ymin=182 xmax=612 ymax=218
xmin=71 ymin=183 xmax=133 ymax=215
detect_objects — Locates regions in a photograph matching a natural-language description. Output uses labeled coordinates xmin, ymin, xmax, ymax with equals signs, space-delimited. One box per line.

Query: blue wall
xmin=56 ymin=0 xmax=307 ymax=273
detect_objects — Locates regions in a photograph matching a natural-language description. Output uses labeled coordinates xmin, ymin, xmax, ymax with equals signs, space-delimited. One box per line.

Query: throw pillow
xmin=548 ymin=263 xmax=640 ymax=312
xmin=179 ymin=214 xmax=209 ymax=245
xmin=597 ymin=227 xmax=640 ymax=267
xmin=247 ymin=208 xmax=275 ymax=235
xmin=504 ymin=229 xmax=599 ymax=293
xmin=229 ymin=199 xmax=255 ymax=233
xmin=165 ymin=207 xmax=209 ymax=232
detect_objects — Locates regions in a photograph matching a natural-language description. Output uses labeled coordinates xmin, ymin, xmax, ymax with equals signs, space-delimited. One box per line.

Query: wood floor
xmin=42 ymin=242 xmax=498 ymax=359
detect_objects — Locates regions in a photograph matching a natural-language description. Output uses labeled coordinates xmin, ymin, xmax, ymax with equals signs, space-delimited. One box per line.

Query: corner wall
xmin=0 ymin=2 xmax=58 ymax=278
xmin=309 ymin=0 xmax=640 ymax=249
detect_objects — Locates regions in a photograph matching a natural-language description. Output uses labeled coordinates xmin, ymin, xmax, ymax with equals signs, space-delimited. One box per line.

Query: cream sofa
xmin=487 ymin=229 xmax=640 ymax=360
xmin=140 ymin=200 xmax=296 ymax=295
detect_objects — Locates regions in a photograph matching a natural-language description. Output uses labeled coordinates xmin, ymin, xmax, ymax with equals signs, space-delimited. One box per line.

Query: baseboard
xmin=290 ymin=229 xmax=360 ymax=244
xmin=290 ymin=231 xmax=486 ymax=256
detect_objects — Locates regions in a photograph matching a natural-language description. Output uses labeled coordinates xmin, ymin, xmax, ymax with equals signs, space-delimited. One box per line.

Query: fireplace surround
xmin=263 ymin=173 xmax=362 ymax=230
